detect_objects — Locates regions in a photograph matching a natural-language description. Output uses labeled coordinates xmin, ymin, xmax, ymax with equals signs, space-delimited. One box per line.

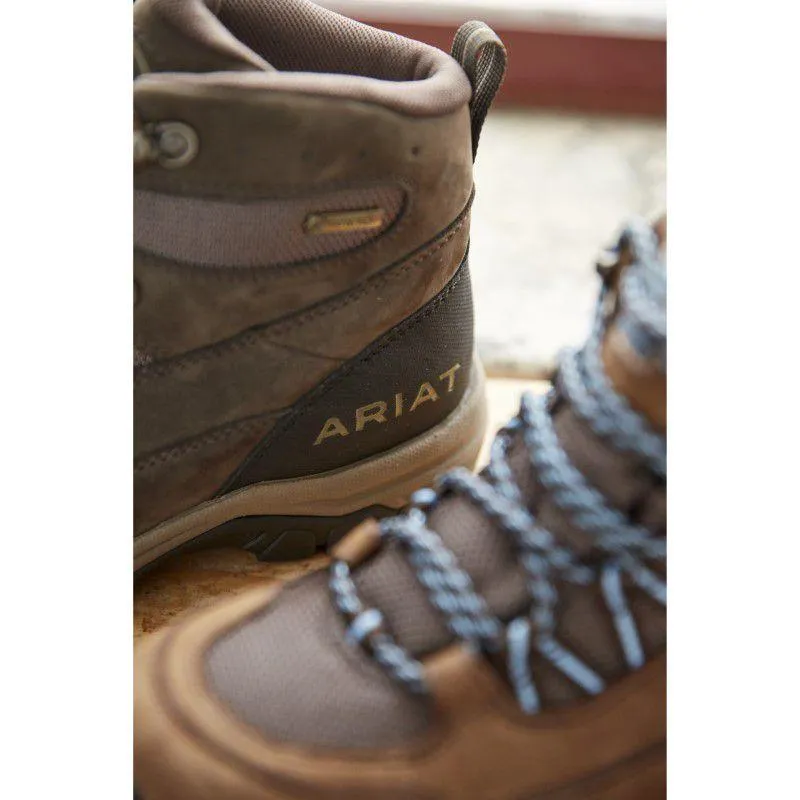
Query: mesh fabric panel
xmin=205 ymin=571 xmax=432 ymax=748
xmin=219 ymin=0 xmax=427 ymax=80
xmin=134 ymin=185 xmax=404 ymax=268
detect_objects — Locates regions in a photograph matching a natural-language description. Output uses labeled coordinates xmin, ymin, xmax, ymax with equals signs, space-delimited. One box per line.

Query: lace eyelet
xmin=153 ymin=121 xmax=198 ymax=169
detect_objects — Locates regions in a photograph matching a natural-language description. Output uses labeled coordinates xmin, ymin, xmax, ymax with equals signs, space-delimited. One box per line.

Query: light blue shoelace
xmin=330 ymin=219 xmax=666 ymax=713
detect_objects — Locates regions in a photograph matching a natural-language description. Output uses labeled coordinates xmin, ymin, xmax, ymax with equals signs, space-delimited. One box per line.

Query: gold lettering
xmin=313 ymin=367 xmax=465 ymax=447
xmin=409 ymin=381 xmax=439 ymax=413
xmin=314 ymin=417 xmax=350 ymax=445
xmin=438 ymin=363 xmax=461 ymax=393
xmin=355 ymin=401 xmax=388 ymax=432
xmin=303 ymin=208 xmax=387 ymax=235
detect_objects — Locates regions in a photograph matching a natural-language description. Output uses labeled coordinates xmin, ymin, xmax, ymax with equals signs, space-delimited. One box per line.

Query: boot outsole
xmin=135 ymin=503 xmax=394 ymax=577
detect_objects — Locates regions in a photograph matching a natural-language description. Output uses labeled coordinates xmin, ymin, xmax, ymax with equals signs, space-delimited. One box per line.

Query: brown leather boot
xmin=133 ymin=0 xmax=507 ymax=569
xmin=134 ymin=217 xmax=667 ymax=799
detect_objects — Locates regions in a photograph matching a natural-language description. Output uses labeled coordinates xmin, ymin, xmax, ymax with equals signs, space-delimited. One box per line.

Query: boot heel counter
xmin=226 ymin=255 xmax=475 ymax=487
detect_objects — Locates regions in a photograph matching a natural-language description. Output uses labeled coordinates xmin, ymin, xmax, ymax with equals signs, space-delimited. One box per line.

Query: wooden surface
xmin=134 ymin=378 xmax=547 ymax=640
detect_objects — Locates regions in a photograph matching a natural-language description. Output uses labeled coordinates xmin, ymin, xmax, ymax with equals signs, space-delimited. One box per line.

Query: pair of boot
xmin=134 ymin=1 xmax=666 ymax=797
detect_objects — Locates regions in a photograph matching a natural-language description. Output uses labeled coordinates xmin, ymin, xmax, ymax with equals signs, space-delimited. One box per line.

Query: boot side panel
xmin=225 ymin=253 xmax=475 ymax=488
xmin=134 ymin=84 xmax=474 ymax=359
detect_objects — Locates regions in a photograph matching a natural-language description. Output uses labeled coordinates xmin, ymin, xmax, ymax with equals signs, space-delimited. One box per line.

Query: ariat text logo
xmin=313 ymin=364 xmax=461 ymax=446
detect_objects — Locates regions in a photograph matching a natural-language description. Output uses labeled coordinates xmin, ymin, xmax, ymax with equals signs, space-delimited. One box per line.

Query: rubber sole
xmin=136 ymin=504 xmax=396 ymax=577
xmin=134 ymin=361 xmax=487 ymax=572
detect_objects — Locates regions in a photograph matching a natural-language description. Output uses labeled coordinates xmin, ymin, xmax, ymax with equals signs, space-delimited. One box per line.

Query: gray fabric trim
xmin=135 ymin=64 xmax=470 ymax=118
xmin=134 ymin=185 xmax=404 ymax=268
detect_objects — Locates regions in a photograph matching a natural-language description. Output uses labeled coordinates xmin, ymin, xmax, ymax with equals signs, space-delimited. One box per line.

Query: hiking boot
xmin=133 ymin=0 xmax=507 ymax=570
xmin=134 ymin=217 xmax=667 ymax=799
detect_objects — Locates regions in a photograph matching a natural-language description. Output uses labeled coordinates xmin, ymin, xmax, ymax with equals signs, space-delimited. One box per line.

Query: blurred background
xmin=320 ymin=0 xmax=666 ymax=377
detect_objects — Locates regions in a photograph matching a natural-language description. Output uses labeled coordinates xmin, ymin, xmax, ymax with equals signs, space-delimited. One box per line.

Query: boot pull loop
xmin=451 ymin=21 xmax=507 ymax=161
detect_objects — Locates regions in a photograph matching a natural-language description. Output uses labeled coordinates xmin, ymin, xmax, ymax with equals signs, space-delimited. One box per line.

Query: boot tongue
xmin=134 ymin=0 xmax=274 ymax=75
xmin=354 ymin=222 xmax=666 ymax=659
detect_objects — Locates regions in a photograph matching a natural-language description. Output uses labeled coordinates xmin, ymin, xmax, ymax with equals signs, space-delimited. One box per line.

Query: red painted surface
xmin=364 ymin=20 xmax=666 ymax=117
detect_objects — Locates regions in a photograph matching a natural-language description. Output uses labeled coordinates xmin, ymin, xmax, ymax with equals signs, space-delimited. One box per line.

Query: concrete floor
xmin=470 ymin=109 xmax=666 ymax=377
